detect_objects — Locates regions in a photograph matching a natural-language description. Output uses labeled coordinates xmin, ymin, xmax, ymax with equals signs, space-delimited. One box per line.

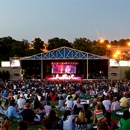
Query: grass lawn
xmin=2 ymin=101 xmax=124 ymax=130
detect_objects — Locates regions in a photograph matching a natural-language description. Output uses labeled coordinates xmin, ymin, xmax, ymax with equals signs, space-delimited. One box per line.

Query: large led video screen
xmin=51 ymin=64 xmax=76 ymax=74
xmin=1 ymin=61 xmax=10 ymax=67
xmin=10 ymin=60 xmax=20 ymax=67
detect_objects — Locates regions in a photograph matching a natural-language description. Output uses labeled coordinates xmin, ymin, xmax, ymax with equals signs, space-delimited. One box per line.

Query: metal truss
xmin=20 ymin=46 xmax=108 ymax=60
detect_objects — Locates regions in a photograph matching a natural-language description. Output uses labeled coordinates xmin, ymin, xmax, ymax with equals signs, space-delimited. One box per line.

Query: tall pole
xmin=87 ymin=57 xmax=88 ymax=80
xmin=41 ymin=60 xmax=43 ymax=79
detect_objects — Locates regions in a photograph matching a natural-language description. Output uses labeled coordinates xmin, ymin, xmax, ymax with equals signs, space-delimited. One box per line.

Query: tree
xmin=11 ymin=41 xmax=27 ymax=57
xmin=73 ymin=38 xmax=92 ymax=52
xmin=111 ymin=40 xmax=118 ymax=46
xmin=118 ymin=39 xmax=127 ymax=46
xmin=0 ymin=36 xmax=14 ymax=61
xmin=125 ymin=68 xmax=130 ymax=79
xmin=32 ymin=38 xmax=45 ymax=54
xmin=47 ymin=37 xmax=72 ymax=50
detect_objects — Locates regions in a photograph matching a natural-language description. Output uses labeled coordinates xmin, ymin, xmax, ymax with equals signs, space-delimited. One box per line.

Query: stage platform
xmin=45 ymin=74 xmax=82 ymax=81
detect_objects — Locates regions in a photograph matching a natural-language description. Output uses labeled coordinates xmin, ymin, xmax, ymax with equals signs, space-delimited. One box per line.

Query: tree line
xmin=0 ymin=36 xmax=130 ymax=63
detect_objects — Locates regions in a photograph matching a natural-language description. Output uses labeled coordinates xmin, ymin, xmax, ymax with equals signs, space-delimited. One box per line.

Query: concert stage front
xmin=46 ymin=74 xmax=82 ymax=81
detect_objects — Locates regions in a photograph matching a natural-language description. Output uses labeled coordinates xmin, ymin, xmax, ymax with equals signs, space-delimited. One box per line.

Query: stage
xmin=45 ymin=74 xmax=82 ymax=81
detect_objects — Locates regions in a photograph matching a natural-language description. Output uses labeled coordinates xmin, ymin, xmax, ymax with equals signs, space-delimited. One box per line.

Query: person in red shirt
xmin=103 ymin=111 xmax=118 ymax=130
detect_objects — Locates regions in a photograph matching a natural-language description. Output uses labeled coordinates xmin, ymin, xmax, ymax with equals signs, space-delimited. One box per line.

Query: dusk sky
xmin=0 ymin=0 xmax=130 ymax=43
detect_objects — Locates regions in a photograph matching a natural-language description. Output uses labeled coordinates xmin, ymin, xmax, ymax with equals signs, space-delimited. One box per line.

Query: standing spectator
xmin=111 ymin=97 xmax=121 ymax=111
xmin=92 ymin=95 xmax=98 ymax=107
xmin=102 ymin=96 xmax=111 ymax=111
xmin=113 ymin=85 xmax=118 ymax=97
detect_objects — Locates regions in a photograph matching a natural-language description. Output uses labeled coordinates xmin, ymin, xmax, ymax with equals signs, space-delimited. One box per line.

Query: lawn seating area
xmin=0 ymin=100 xmax=126 ymax=130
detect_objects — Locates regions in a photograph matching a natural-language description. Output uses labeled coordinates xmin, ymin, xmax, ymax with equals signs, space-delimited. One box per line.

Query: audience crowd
xmin=0 ymin=79 xmax=129 ymax=129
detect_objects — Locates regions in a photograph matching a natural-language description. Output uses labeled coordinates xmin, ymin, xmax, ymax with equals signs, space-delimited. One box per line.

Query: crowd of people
xmin=0 ymin=79 xmax=129 ymax=130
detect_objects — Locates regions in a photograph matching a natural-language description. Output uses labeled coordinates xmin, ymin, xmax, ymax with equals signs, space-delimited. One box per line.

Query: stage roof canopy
xmin=20 ymin=46 xmax=109 ymax=60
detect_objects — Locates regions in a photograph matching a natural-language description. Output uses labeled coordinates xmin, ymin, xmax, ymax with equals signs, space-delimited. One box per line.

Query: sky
xmin=0 ymin=0 xmax=130 ymax=43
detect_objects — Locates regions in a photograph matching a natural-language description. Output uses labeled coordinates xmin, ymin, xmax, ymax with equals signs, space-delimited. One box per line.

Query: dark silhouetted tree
xmin=47 ymin=37 xmax=72 ymax=50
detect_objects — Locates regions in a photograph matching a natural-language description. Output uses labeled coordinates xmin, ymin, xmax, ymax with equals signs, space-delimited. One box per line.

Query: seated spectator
xmin=111 ymin=97 xmax=121 ymax=111
xmin=0 ymin=117 xmax=11 ymax=130
xmin=84 ymin=104 xmax=92 ymax=130
xmin=56 ymin=96 xmax=65 ymax=110
xmin=40 ymin=96 xmax=47 ymax=108
xmin=62 ymin=110 xmax=74 ymax=130
xmin=44 ymin=101 xmax=52 ymax=115
xmin=23 ymin=100 xmax=32 ymax=109
xmin=0 ymin=100 xmax=6 ymax=114
xmin=5 ymin=101 xmax=20 ymax=118
xmin=3 ymin=90 xmax=8 ymax=99
xmin=73 ymin=97 xmax=78 ymax=106
xmin=17 ymin=95 xmax=26 ymax=110
xmin=103 ymin=111 xmax=118 ymax=130
xmin=74 ymin=110 xmax=88 ymax=130
xmin=21 ymin=103 xmax=35 ymax=123
xmin=42 ymin=118 xmax=52 ymax=130
xmin=119 ymin=95 xmax=129 ymax=107
xmin=97 ymin=119 xmax=108 ymax=130
xmin=73 ymin=98 xmax=84 ymax=114
xmin=48 ymin=110 xmax=60 ymax=129
xmin=33 ymin=97 xmax=40 ymax=110
xmin=65 ymin=96 xmax=73 ymax=110
xmin=51 ymin=92 xmax=56 ymax=101
xmin=3 ymin=99 xmax=9 ymax=110
xmin=119 ymin=110 xmax=130 ymax=130
xmin=36 ymin=103 xmax=45 ymax=119
xmin=79 ymin=91 xmax=84 ymax=99
xmin=93 ymin=103 xmax=104 ymax=124
xmin=17 ymin=120 xmax=28 ymax=130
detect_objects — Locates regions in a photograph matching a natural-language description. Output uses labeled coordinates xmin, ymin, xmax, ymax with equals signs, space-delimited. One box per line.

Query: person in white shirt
xmin=65 ymin=97 xmax=73 ymax=109
xmin=17 ymin=95 xmax=26 ymax=109
xmin=13 ymin=84 xmax=17 ymax=90
xmin=62 ymin=110 xmax=74 ymax=130
xmin=13 ymin=92 xmax=18 ymax=102
xmin=102 ymin=96 xmax=111 ymax=111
